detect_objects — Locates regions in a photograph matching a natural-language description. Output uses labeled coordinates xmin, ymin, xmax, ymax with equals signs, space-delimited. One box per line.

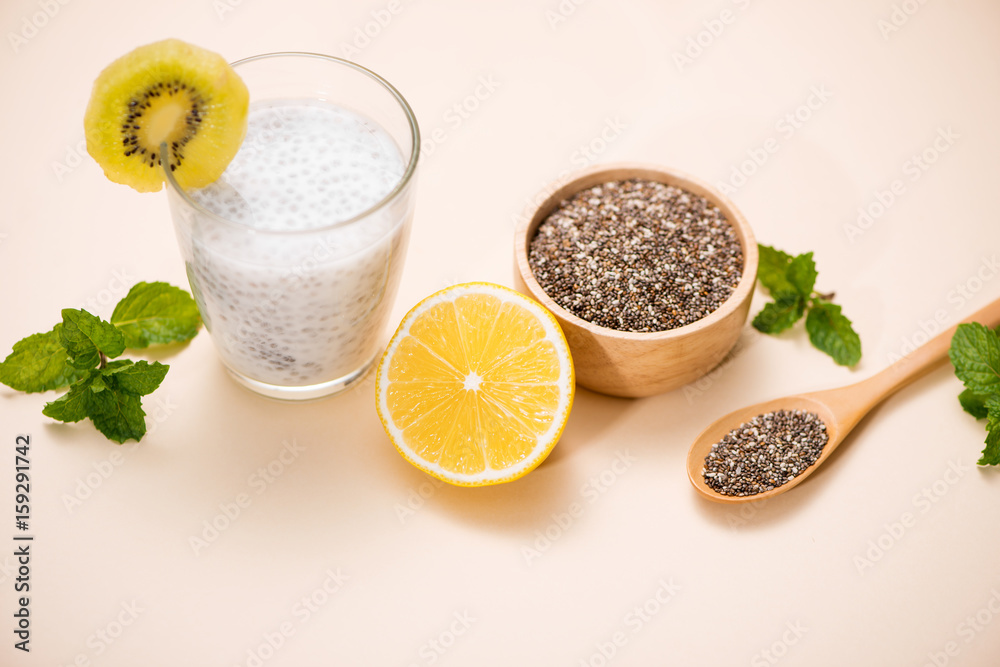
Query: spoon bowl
xmin=686 ymin=295 xmax=1000 ymax=503
xmin=687 ymin=393 xmax=847 ymax=504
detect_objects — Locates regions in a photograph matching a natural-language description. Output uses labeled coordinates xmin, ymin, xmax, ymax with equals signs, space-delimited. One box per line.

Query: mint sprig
xmin=0 ymin=282 xmax=200 ymax=443
xmin=949 ymin=322 xmax=1000 ymax=465
xmin=752 ymin=244 xmax=862 ymax=367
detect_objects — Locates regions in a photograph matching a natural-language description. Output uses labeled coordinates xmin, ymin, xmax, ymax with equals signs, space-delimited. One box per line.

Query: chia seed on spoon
xmin=702 ymin=409 xmax=829 ymax=497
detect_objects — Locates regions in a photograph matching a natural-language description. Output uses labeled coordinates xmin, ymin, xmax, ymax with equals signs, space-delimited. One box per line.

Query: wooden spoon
xmin=686 ymin=296 xmax=1000 ymax=503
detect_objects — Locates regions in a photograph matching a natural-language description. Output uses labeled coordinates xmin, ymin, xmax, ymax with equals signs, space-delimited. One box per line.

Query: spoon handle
xmin=823 ymin=295 xmax=1000 ymax=421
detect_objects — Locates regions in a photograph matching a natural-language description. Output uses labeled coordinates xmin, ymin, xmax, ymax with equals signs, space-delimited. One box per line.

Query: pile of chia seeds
xmin=528 ymin=178 xmax=743 ymax=333
xmin=702 ymin=409 xmax=829 ymax=497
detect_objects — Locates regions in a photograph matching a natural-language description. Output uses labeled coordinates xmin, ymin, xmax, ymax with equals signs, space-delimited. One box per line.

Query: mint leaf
xmin=805 ymin=302 xmax=862 ymax=366
xmin=114 ymin=361 xmax=168 ymax=396
xmin=752 ymin=292 xmax=805 ymax=334
xmin=981 ymin=397 xmax=1000 ymax=466
xmin=958 ymin=389 xmax=990 ymax=420
xmin=111 ymin=282 xmax=201 ymax=349
xmin=90 ymin=374 xmax=108 ymax=393
xmin=101 ymin=360 xmax=134 ymax=375
xmin=0 ymin=324 xmax=84 ymax=392
xmin=60 ymin=309 xmax=126 ymax=369
xmin=88 ymin=383 xmax=147 ymax=444
xmin=787 ymin=252 xmax=817 ymax=298
xmin=43 ymin=370 xmax=154 ymax=443
xmin=951 ymin=326 xmax=1000 ymax=465
xmin=982 ymin=429 xmax=1000 ymax=466
xmin=42 ymin=373 xmax=96 ymax=423
xmin=949 ymin=323 xmax=1000 ymax=395
xmin=757 ymin=244 xmax=796 ymax=294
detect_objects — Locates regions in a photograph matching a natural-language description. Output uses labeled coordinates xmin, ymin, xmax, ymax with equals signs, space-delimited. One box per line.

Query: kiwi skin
xmin=84 ymin=39 xmax=249 ymax=193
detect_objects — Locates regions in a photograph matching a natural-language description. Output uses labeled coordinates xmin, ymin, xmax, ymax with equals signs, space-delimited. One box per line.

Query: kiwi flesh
xmin=84 ymin=39 xmax=249 ymax=193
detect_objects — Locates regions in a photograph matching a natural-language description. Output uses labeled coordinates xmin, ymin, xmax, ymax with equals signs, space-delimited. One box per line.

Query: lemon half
xmin=376 ymin=283 xmax=575 ymax=486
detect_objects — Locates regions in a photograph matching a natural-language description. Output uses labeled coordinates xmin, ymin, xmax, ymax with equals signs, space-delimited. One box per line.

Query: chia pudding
xmin=528 ymin=178 xmax=743 ymax=332
xmin=175 ymin=101 xmax=411 ymax=387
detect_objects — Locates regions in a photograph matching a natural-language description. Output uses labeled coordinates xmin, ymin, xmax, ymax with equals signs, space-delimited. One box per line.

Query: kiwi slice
xmin=84 ymin=39 xmax=249 ymax=193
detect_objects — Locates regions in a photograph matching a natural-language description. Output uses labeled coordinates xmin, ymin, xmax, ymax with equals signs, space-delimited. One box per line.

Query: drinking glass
xmin=165 ymin=53 xmax=419 ymax=400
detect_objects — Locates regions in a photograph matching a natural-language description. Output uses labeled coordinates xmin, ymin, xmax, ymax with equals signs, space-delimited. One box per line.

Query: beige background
xmin=2 ymin=0 xmax=1000 ymax=665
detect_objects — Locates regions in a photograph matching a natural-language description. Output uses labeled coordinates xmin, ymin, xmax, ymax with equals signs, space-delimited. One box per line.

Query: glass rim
xmin=162 ymin=51 xmax=420 ymax=236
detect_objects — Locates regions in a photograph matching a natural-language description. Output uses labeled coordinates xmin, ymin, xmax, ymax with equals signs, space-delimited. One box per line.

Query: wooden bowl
xmin=513 ymin=163 xmax=758 ymax=398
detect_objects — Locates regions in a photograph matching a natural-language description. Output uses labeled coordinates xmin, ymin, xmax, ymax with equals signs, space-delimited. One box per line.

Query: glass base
xmin=223 ymin=355 xmax=376 ymax=402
